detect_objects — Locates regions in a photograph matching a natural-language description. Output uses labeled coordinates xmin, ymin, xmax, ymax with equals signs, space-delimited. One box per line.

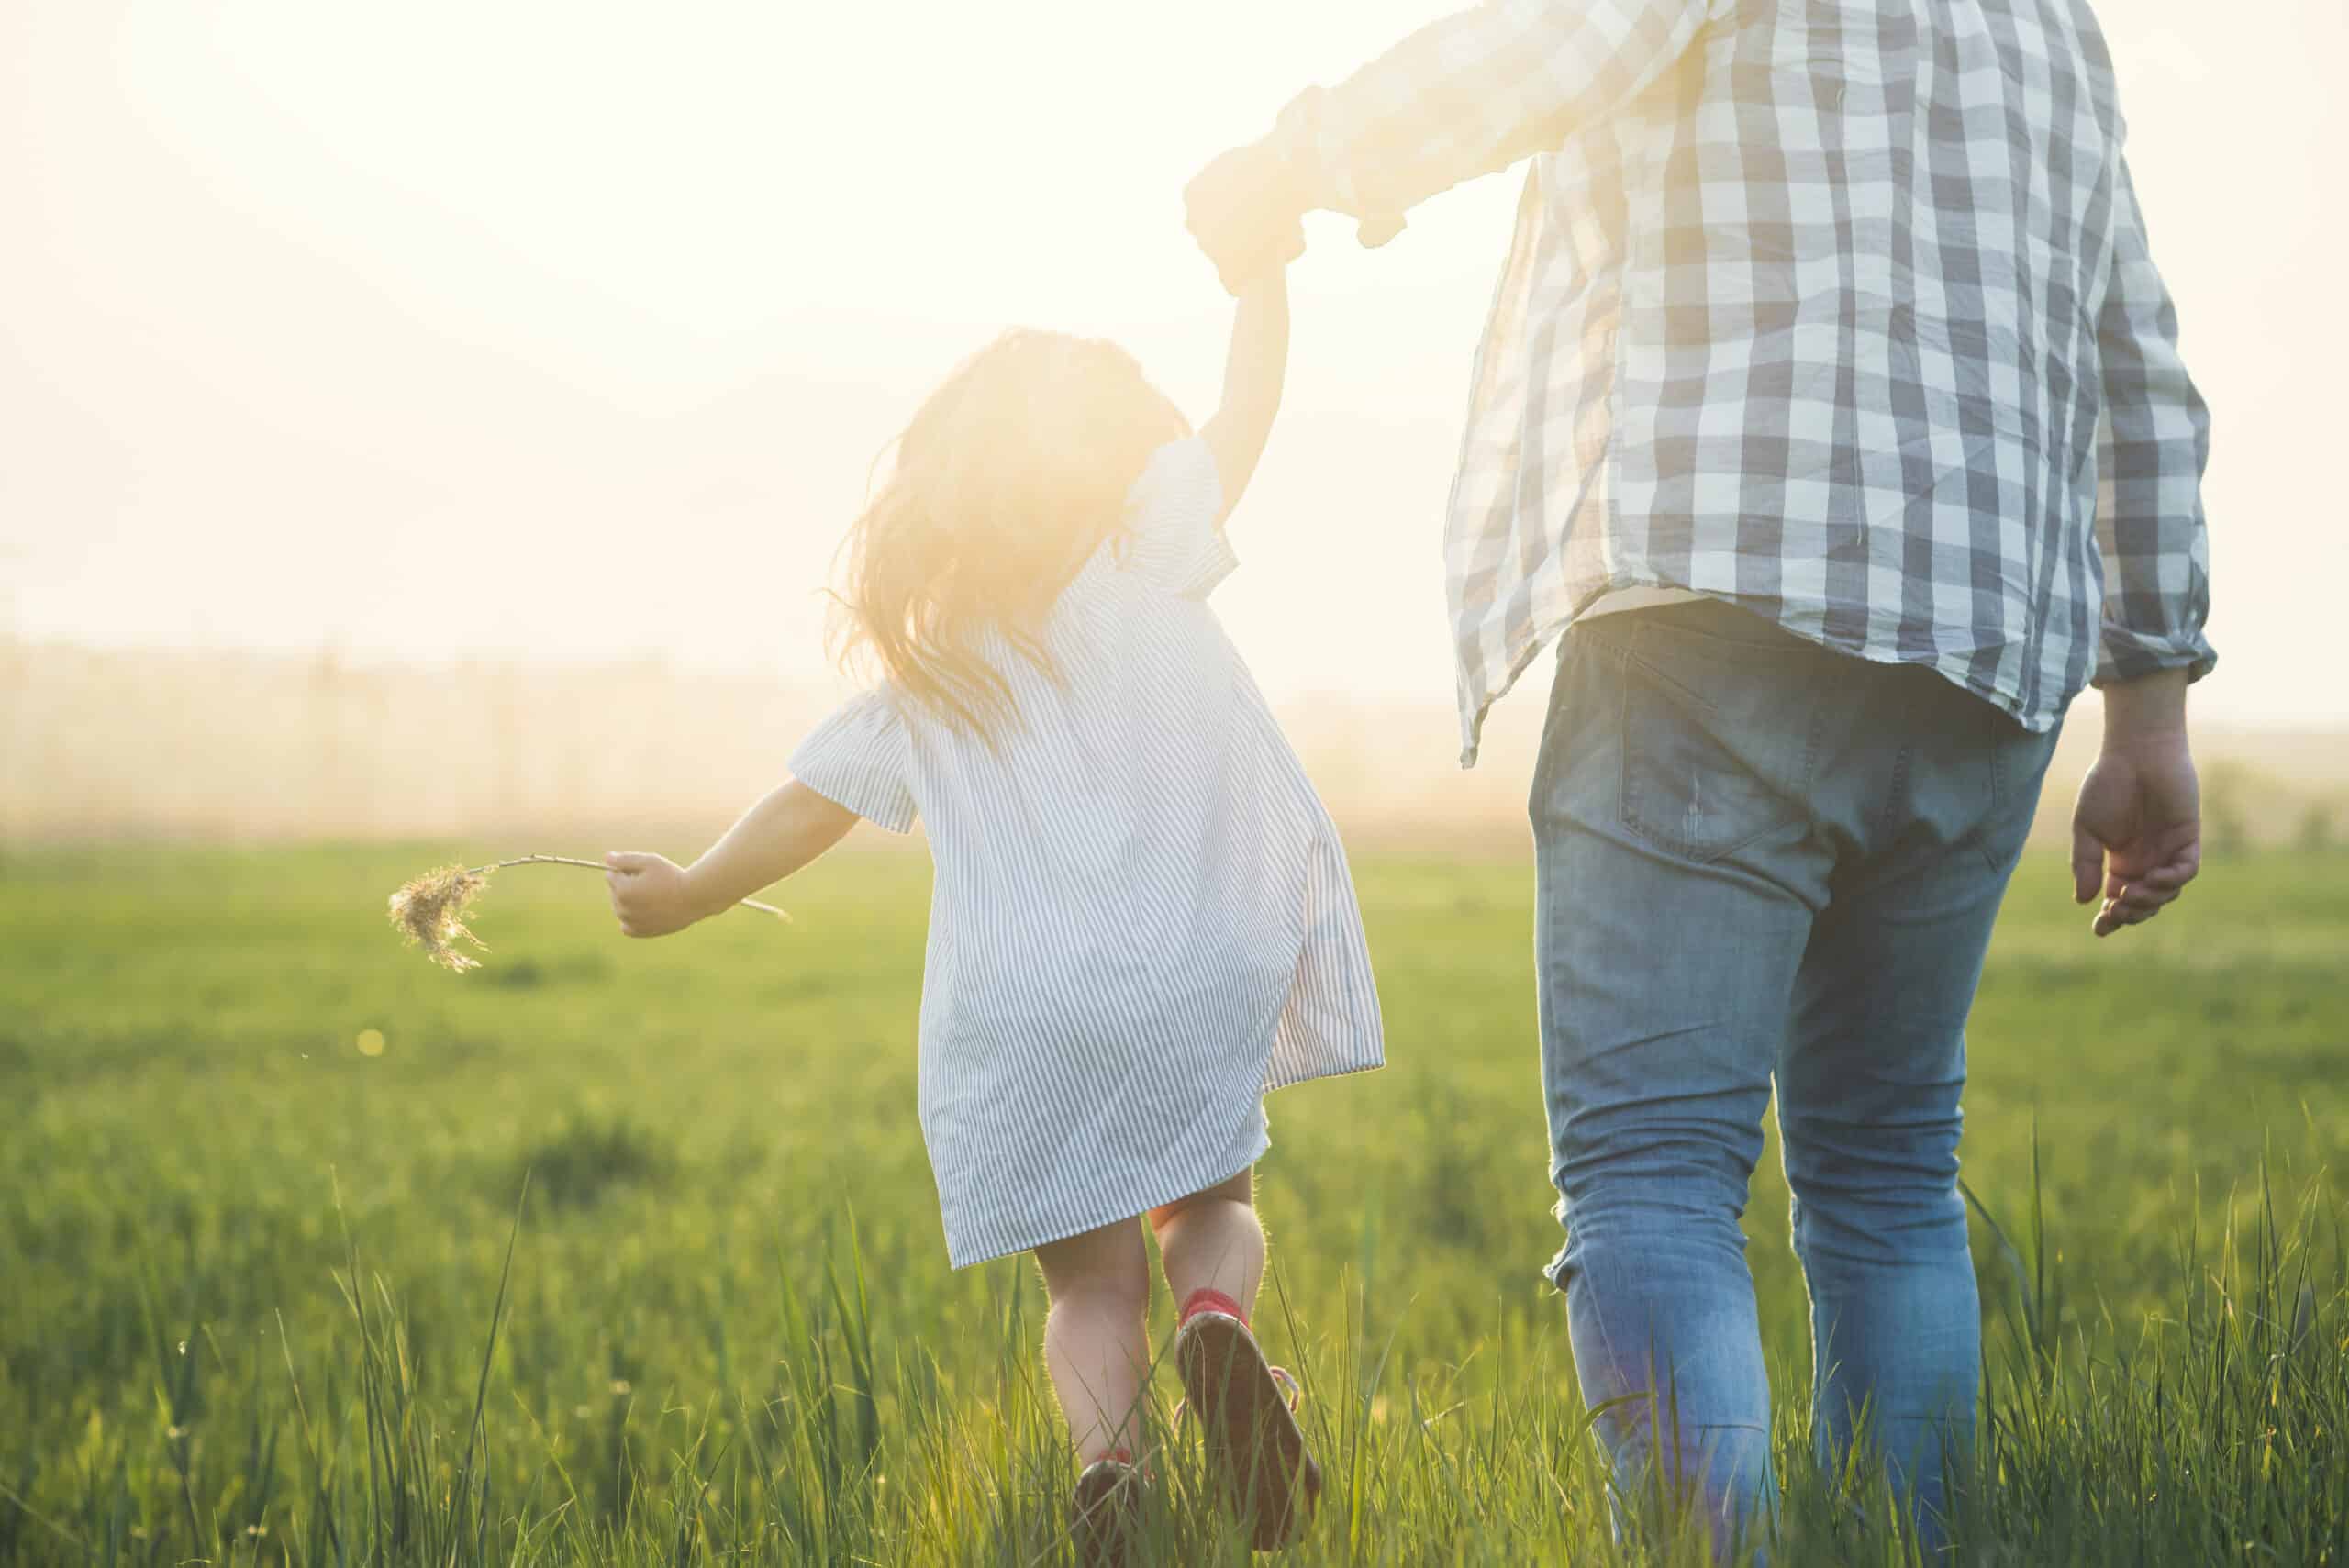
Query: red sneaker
xmin=1174 ymin=1306 xmax=1321 ymax=1550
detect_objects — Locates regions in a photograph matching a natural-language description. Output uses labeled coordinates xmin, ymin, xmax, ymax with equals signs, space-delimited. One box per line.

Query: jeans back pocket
xmin=1606 ymin=611 xmax=1824 ymax=864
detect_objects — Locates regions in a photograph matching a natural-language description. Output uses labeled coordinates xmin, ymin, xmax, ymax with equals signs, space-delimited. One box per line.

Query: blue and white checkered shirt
xmin=1286 ymin=0 xmax=2214 ymax=763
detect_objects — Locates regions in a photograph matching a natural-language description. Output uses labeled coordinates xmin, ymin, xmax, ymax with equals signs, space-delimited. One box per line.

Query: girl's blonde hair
xmin=832 ymin=329 xmax=1190 ymax=735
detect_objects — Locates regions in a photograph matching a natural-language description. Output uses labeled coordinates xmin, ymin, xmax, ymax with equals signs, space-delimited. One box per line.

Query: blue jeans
xmin=1531 ymin=601 xmax=2059 ymax=1553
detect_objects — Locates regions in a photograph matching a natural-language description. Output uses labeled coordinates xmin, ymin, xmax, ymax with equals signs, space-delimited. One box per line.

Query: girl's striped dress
xmin=789 ymin=436 xmax=1385 ymax=1266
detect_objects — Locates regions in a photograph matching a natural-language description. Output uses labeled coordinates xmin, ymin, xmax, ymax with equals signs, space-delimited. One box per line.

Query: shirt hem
xmin=1456 ymin=584 xmax=2078 ymax=762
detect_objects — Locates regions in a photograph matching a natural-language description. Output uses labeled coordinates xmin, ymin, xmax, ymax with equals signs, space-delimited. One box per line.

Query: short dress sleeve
xmin=788 ymin=689 xmax=918 ymax=833
xmin=1122 ymin=436 xmax=1236 ymax=600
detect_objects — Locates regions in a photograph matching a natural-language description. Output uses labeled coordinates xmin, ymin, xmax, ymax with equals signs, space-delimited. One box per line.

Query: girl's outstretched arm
xmin=606 ymin=780 xmax=855 ymax=937
xmin=1199 ymin=268 xmax=1290 ymax=524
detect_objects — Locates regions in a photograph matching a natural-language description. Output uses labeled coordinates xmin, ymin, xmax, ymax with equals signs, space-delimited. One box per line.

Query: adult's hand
xmin=1184 ymin=138 xmax=1308 ymax=295
xmin=2070 ymin=670 xmax=2200 ymax=937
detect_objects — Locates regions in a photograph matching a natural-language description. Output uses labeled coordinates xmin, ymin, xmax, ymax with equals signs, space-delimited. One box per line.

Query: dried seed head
xmin=387 ymin=863 xmax=491 ymax=972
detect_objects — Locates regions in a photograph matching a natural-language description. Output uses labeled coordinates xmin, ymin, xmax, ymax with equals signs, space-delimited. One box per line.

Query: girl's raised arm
xmin=1199 ymin=269 xmax=1290 ymax=524
xmin=606 ymin=781 xmax=856 ymax=938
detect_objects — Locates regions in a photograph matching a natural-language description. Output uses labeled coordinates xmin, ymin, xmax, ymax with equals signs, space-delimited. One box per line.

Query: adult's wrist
xmin=1267 ymin=89 xmax=1337 ymax=215
xmin=2099 ymin=667 xmax=2190 ymax=744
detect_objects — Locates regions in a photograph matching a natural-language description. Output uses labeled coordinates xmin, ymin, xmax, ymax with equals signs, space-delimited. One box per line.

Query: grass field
xmin=4 ymin=842 xmax=2346 ymax=1565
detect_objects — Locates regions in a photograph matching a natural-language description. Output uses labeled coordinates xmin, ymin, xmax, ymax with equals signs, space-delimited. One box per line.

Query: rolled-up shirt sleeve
xmin=1286 ymin=0 xmax=1717 ymax=225
xmin=2092 ymin=148 xmax=2215 ymax=688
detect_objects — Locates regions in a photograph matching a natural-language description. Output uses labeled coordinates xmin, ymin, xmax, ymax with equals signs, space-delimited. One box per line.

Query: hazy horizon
xmin=6 ymin=0 xmax=2343 ymax=729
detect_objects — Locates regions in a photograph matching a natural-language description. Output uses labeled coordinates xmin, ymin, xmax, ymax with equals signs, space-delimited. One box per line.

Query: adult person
xmin=1186 ymin=0 xmax=2211 ymax=1551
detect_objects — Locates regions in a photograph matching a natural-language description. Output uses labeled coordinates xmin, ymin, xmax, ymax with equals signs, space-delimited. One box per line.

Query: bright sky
xmin=4 ymin=0 xmax=2343 ymax=726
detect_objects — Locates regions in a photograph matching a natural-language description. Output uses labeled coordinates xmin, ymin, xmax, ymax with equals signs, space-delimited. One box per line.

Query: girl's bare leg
xmin=1153 ymin=1166 xmax=1317 ymax=1548
xmin=1034 ymin=1219 xmax=1153 ymax=1463
xmin=1149 ymin=1166 xmax=1264 ymax=1318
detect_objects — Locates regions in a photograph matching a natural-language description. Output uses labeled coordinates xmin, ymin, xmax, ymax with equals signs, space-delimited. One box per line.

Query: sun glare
xmin=2 ymin=0 xmax=2341 ymax=728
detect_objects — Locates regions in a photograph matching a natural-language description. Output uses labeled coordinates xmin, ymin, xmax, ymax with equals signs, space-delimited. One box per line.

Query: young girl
xmin=604 ymin=267 xmax=1382 ymax=1560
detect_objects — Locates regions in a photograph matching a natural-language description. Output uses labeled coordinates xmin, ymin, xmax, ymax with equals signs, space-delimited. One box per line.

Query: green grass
xmin=2 ymin=842 xmax=2345 ymax=1565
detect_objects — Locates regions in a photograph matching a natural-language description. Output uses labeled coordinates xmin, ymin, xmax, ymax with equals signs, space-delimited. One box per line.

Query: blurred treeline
xmin=4 ymin=639 xmax=2342 ymax=849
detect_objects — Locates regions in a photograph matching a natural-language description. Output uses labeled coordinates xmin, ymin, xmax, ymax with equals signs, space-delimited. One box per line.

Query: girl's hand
xmin=604 ymin=851 xmax=707 ymax=939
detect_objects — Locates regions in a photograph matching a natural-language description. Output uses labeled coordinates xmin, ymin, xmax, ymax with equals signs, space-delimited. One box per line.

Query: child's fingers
xmin=605 ymin=850 xmax=653 ymax=875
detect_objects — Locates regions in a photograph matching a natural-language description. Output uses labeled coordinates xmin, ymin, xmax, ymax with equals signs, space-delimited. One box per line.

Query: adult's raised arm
xmin=1186 ymin=0 xmax=1719 ymax=290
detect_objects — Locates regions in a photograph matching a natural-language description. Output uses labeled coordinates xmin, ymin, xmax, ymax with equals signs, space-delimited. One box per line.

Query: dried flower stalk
xmin=387 ymin=854 xmax=787 ymax=973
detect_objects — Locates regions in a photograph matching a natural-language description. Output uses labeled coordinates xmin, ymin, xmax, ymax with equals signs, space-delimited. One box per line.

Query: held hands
xmin=2069 ymin=674 xmax=2201 ymax=938
xmin=1186 ymin=95 xmax=1409 ymax=295
xmin=604 ymin=851 xmax=707 ymax=939
xmin=1184 ymin=138 xmax=1308 ymax=295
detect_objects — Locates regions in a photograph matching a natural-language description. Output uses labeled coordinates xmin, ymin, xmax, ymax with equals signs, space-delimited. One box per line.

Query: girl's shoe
xmin=1072 ymin=1455 xmax=1141 ymax=1568
xmin=1174 ymin=1305 xmax=1321 ymax=1550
